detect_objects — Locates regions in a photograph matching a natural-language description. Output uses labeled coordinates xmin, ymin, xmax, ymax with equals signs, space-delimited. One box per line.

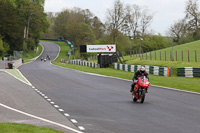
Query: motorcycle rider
xmin=47 ymin=53 xmax=50 ymax=60
xmin=130 ymin=66 xmax=150 ymax=92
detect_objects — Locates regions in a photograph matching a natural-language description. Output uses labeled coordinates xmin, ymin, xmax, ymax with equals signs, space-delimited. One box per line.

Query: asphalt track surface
xmin=19 ymin=41 xmax=200 ymax=133
xmin=0 ymin=70 xmax=79 ymax=133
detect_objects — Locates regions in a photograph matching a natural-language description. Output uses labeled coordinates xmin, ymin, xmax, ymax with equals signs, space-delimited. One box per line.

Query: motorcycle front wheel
xmin=132 ymin=93 xmax=137 ymax=102
xmin=139 ymin=90 xmax=146 ymax=103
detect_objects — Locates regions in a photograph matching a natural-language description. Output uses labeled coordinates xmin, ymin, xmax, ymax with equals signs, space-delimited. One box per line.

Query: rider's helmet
xmin=140 ymin=66 xmax=146 ymax=75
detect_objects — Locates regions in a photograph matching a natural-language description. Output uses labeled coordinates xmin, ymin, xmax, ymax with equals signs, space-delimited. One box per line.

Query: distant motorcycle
xmin=44 ymin=58 xmax=46 ymax=62
xmin=41 ymin=57 xmax=43 ymax=61
xmin=131 ymin=76 xmax=150 ymax=103
xmin=47 ymin=54 xmax=50 ymax=60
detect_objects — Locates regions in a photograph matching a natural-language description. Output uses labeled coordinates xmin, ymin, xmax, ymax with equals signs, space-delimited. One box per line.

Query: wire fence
xmin=131 ymin=50 xmax=200 ymax=62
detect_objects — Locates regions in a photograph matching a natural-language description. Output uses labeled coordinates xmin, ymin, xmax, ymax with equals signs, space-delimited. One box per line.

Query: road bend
xmin=19 ymin=41 xmax=200 ymax=133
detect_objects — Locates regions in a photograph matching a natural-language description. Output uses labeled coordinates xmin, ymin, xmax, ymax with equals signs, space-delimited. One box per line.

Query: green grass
xmin=53 ymin=63 xmax=200 ymax=93
xmin=1 ymin=69 xmax=30 ymax=84
xmin=23 ymin=44 xmax=43 ymax=63
xmin=121 ymin=40 xmax=200 ymax=76
xmin=0 ymin=123 xmax=63 ymax=133
xmin=145 ymin=40 xmax=200 ymax=62
xmin=52 ymin=41 xmax=72 ymax=62
xmin=124 ymin=40 xmax=200 ymax=63
xmin=50 ymin=41 xmax=200 ymax=93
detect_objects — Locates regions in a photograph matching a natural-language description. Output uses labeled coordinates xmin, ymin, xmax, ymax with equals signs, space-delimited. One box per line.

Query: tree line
xmin=43 ymin=0 xmax=173 ymax=58
xmin=1 ymin=0 xmax=199 ymax=58
xmin=169 ymin=0 xmax=200 ymax=45
xmin=0 ymin=0 xmax=49 ymax=56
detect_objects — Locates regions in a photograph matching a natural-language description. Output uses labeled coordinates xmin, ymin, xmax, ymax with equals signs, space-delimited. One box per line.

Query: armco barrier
xmin=113 ymin=63 xmax=170 ymax=77
xmin=177 ymin=67 xmax=200 ymax=78
xmin=69 ymin=60 xmax=99 ymax=68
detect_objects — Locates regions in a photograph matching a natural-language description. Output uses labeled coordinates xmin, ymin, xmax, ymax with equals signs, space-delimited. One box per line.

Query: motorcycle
xmin=131 ymin=76 xmax=150 ymax=103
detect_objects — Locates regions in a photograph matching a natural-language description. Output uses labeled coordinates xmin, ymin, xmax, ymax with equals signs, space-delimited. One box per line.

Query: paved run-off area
xmin=0 ymin=70 xmax=83 ymax=133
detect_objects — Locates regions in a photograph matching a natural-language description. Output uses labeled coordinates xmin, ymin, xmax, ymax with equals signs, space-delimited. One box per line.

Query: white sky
xmin=44 ymin=0 xmax=193 ymax=35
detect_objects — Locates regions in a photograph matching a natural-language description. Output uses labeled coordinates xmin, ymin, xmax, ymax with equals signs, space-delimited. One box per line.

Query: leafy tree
xmin=0 ymin=38 xmax=4 ymax=56
xmin=0 ymin=0 xmax=24 ymax=52
xmin=0 ymin=0 xmax=49 ymax=54
xmin=91 ymin=16 xmax=105 ymax=40
xmin=64 ymin=22 xmax=95 ymax=47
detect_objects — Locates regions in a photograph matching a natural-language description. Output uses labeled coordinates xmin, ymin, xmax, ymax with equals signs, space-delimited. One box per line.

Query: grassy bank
xmin=51 ymin=41 xmax=200 ymax=93
xmin=23 ymin=44 xmax=43 ymax=63
xmin=122 ymin=40 xmax=200 ymax=76
xmin=0 ymin=123 xmax=63 ymax=133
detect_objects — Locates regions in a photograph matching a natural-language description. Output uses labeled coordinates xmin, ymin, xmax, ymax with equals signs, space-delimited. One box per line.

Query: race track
xmin=19 ymin=41 xmax=200 ymax=133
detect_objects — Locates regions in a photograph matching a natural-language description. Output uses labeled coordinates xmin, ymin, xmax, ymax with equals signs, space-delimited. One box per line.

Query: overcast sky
xmin=44 ymin=0 xmax=193 ymax=35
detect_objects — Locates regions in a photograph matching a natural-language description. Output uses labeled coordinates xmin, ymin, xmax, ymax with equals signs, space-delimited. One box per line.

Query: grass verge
xmin=1 ymin=69 xmax=30 ymax=85
xmin=53 ymin=62 xmax=200 ymax=93
xmin=0 ymin=123 xmax=63 ymax=133
xmin=38 ymin=41 xmax=200 ymax=92
xmin=23 ymin=44 xmax=43 ymax=63
xmin=45 ymin=40 xmax=200 ymax=93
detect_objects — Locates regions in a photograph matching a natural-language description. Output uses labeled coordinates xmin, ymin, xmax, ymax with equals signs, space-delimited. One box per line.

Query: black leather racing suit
xmin=130 ymin=70 xmax=150 ymax=92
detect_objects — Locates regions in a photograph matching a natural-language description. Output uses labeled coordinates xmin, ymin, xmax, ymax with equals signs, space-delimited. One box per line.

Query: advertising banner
xmin=87 ymin=45 xmax=116 ymax=53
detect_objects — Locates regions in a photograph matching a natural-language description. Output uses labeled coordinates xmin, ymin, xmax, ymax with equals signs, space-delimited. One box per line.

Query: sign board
xmin=87 ymin=45 xmax=116 ymax=53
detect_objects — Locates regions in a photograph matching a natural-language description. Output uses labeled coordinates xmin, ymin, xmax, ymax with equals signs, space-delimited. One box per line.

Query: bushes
xmin=0 ymin=38 xmax=4 ymax=56
xmin=0 ymin=37 xmax=10 ymax=56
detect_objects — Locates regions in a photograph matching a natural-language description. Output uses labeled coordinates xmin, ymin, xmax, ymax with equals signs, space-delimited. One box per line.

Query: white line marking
xmin=50 ymin=102 xmax=55 ymax=104
xmin=51 ymin=43 xmax=60 ymax=62
xmin=23 ymin=43 xmax=44 ymax=64
xmin=17 ymin=69 xmax=32 ymax=86
xmin=0 ymin=103 xmax=84 ymax=133
xmin=47 ymin=99 xmax=51 ymax=101
xmin=54 ymin=105 xmax=59 ymax=108
xmin=44 ymin=96 xmax=48 ymax=99
xmin=51 ymin=64 xmax=200 ymax=95
xmin=58 ymin=109 xmax=64 ymax=112
xmin=0 ymin=69 xmax=32 ymax=86
xmin=64 ymin=113 xmax=70 ymax=117
xmin=32 ymin=86 xmax=35 ymax=89
xmin=78 ymin=126 xmax=85 ymax=131
xmin=71 ymin=119 xmax=78 ymax=123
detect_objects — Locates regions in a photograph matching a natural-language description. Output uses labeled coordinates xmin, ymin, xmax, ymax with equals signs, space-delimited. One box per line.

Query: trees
xmin=169 ymin=19 xmax=188 ymax=42
xmin=169 ymin=0 xmax=200 ymax=44
xmin=0 ymin=0 xmax=24 ymax=52
xmin=64 ymin=22 xmax=95 ymax=47
xmin=0 ymin=0 xmax=49 ymax=54
xmin=106 ymin=0 xmax=127 ymax=44
xmin=91 ymin=16 xmax=105 ymax=40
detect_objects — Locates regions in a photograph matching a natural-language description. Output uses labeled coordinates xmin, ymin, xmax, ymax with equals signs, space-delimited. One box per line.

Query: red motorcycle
xmin=131 ymin=76 xmax=150 ymax=103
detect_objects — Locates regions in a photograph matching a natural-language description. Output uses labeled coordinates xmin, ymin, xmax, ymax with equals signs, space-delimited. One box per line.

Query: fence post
xmin=136 ymin=50 xmax=137 ymax=57
xmin=188 ymin=50 xmax=190 ymax=62
xmin=142 ymin=50 xmax=144 ymax=60
xmin=146 ymin=52 xmax=147 ymax=60
xmin=160 ymin=51 xmax=161 ymax=61
xmin=150 ymin=51 xmax=152 ymax=60
xmin=182 ymin=51 xmax=183 ymax=62
xmin=195 ymin=50 xmax=197 ymax=62
xmin=170 ymin=51 xmax=171 ymax=61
